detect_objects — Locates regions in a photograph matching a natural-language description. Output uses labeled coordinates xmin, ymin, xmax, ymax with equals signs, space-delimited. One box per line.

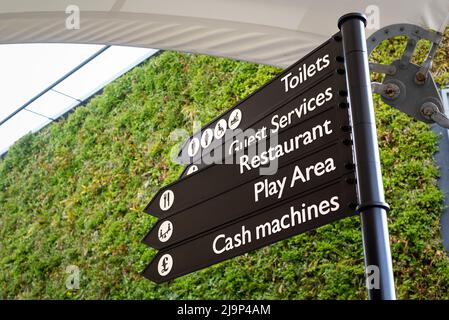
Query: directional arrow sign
xmin=177 ymin=33 xmax=345 ymax=165
xmin=142 ymin=178 xmax=357 ymax=283
xmin=140 ymin=31 xmax=359 ymax=284
xmin=143 ymin=142 xmax=354 ymax=249
xmin=145 ymin=74 xmax=349 ymax=218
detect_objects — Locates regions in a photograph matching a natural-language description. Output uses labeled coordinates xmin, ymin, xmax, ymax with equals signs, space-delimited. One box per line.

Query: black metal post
xmin=338 ymin=13 xmax=396 ymax=300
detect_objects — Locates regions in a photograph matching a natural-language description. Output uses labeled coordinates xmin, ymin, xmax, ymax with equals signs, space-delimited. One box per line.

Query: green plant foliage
xmin=1 ymin=30 xmax=449 ymax=299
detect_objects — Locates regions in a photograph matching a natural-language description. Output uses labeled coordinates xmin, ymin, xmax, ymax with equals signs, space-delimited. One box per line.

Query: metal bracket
xmin=367 ymin=24 xmax=448 ymax=128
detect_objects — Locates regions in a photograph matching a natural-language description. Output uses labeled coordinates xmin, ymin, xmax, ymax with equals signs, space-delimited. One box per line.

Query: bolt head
xmin=383 ymin=83 xmax=400 ymax=99
xmin=415 ymin=72 xmax=426 ymax=84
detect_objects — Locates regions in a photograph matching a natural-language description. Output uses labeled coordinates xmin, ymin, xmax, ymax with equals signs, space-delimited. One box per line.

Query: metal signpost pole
xmin=338 ymin=13 xmax=396 ymax=300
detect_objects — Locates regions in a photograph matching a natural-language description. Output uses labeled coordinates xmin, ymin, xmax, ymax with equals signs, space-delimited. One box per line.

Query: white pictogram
xmin=228 ymin=109 xmax=242 ymax=130
xmin=201 ymin=128 xmax=214 ymax=148
xmin=214 ymin=119 xmax=227 ymax=139
xmin=186 ymin=165 xmax=199 ymax=175
xmin=159 ymin=190 xmax=174 ymax=211
xmin=158 ymin=220 xmax=173 ymax=242
xmin=158 ymin=254 xmax=173 ymax=276
xmin=187 ymin=137 xmax=200 ymax=157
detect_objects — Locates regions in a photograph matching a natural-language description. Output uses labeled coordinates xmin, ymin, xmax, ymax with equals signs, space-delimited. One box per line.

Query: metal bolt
xmin=385 ymin=87 xmax=395 ymax=96
xmin=345 ymin=177 xmax=357 ymax=184
xmin=415 ymin=72 xmax=426 ymax=84
xmin=345 ymin=162 xmax=356 ymax=170
xmin=421 ymin=102 xmax=437 ymax=118
xmin=382 ymin=83 xmax=400 ymax=99
xmin=339 ymin=90 xmax=348 ymax=97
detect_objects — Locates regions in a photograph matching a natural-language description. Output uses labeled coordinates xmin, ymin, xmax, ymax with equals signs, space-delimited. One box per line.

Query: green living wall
xmin=1 ymin=33 xmax=449 ymax=299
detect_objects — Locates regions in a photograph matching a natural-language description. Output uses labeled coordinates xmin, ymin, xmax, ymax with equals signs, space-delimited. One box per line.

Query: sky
xmin=0 ymin=44 xmax=157 ymax=155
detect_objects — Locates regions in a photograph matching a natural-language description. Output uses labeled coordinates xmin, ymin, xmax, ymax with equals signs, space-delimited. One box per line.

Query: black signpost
xmin=175 ymin=36 xmax=344 ymax=167
xmin=143 ymin=179 xmax=357 ymax=283
xmin=140 ymin=13 xmax=396 ymax=300
xmin=338 ymin=13 xmax=396 ymax=300
xmin=145 ymin=81 xmax=351 ymax=219
xmin=144 ymin=143 xmax=355 ymax=249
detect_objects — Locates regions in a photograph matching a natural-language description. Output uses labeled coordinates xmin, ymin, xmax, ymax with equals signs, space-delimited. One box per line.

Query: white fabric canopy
xmin=1 ymin=0 xmax=448 ymax=67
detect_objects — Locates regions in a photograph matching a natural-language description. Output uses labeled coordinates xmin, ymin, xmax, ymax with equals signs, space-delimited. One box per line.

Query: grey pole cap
xmin=338 ymin=12 xmax=367 ymax=29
